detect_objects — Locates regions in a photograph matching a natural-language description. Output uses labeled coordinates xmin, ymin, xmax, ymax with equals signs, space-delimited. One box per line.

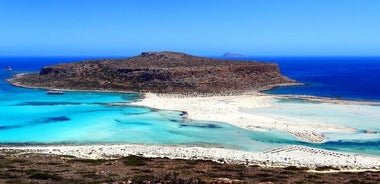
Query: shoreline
xmin=273 ymin=94 xmax=380 ymax=106
xmin=5 ymin=74 xmax=380 ymax=170
xmin=7 ymin=74 xmax=380 ymax=142
xmin=1 ymin=144 xmax=379 ymax=170
xmin=7 ymin=73 xmax=139 ymax=94
xmin=7 ymin=74 xmax=380 ymax=139
xmin=8 ymin=73 xmax=380 ymax=105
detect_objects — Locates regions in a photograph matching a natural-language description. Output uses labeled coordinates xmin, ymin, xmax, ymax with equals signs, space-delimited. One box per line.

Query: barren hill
xmin=10 ymin=51 xmax=296 ymax=94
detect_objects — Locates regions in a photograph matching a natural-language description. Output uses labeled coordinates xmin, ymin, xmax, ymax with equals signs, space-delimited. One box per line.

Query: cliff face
xmin=11 ymin=51 xmax=295 ymax=93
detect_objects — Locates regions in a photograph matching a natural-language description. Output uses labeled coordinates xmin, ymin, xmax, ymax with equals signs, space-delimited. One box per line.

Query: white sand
xmin=1 ymin=144 xmax=379 ymax=170
xmin=130 ymin=92 xmax=356 ymax=143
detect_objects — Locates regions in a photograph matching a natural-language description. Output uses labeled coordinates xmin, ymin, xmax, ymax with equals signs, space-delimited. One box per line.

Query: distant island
xmin=9 ymin=51 xmax=296 ymax=94
xmin=222 ymin=52 xmax=245 ymax=58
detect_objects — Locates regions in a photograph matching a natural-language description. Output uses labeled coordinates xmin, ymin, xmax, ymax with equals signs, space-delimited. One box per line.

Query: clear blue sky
xmin=0 ymin=0 xmax=379 ymax=56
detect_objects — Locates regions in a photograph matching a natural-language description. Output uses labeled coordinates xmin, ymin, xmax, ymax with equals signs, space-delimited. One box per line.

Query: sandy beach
xmin=130 ymin=92 xmax=358 ymax=143
xmin=1 ymin=144 xmax=379 ymax=170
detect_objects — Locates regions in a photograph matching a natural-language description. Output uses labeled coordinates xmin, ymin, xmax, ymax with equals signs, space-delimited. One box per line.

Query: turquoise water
xmin=1 ymin=71 xmax=297 ymax=151
xmin=1 ymin=84 xmax=379 ymax=155
xmin=0 ymin=88 xmax=298 ymax=152
xmin=250 ymin=98 xmax=380 ymax=155
xmin=254 ymin=98 xmax=380 ymax=134
xmin=1 ymin=57 xmax=379 ymax=156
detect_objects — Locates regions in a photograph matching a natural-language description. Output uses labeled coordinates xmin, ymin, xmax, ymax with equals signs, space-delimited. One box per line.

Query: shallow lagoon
xmin=0 ymin=82 xmax=298 ymax=152
xmin=1 ymin=68 xmax=379 ymax=156
xmin=254 ymin=98 xmax=380 ymax=137
xmin=251 ymin=98 xmax=380 ymax=155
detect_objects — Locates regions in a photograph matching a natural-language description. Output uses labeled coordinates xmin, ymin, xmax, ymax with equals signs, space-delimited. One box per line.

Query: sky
xmin=0 ymin=0 xmax=379 ymax=57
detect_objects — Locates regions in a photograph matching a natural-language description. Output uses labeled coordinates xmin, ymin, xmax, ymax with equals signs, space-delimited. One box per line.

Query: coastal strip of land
xmin=1 ymin=144 xmax=379 ymax=170
xmin=6 ymin=76 xmax=380 ymax=170
xmin=130 ymin=92 xmax=357 ymax=143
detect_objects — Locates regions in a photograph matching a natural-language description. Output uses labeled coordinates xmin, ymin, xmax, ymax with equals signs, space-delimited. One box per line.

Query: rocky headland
xmin=9 ymin=51 xmax=296 ymax=94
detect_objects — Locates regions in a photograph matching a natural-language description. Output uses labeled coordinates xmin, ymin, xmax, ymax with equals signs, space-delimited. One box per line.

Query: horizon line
xmin=1 ymin=55 xmax=380 ymax=58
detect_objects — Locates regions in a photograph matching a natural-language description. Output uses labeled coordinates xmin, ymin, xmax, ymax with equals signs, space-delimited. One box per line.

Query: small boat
xmin=3 ymin=66 xmax=13 ymax=71
xmin=46 ymin=90 xmax=64 ymax=95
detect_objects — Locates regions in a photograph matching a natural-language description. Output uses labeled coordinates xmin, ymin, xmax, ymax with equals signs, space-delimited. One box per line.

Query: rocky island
xmin=10 ymin=51 xmax=296 ymax=93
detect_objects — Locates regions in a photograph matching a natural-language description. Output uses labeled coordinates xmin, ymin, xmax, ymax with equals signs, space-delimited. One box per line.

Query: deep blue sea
xmin=0 ymin=56 xmax=379 ymax=156
xmin=256 ymin=56 xmax=380 ymax=101
xmin=2 ymin=56 xmax=380 ymax=102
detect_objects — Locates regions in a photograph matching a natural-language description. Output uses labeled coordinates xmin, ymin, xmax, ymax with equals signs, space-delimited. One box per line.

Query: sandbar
xmin=130 ymin=92 xmax=359 ymax=143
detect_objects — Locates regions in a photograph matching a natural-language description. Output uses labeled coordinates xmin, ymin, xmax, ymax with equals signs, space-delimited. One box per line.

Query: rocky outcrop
xmin=10 ymin=51 xmax=296 ymax=94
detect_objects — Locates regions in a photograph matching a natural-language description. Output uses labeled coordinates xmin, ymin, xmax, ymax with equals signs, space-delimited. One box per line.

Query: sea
xmin=0 ymin=56 xmax=379 ymax=156
xmin=259 ymin=56 xmax=380 ymax=102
